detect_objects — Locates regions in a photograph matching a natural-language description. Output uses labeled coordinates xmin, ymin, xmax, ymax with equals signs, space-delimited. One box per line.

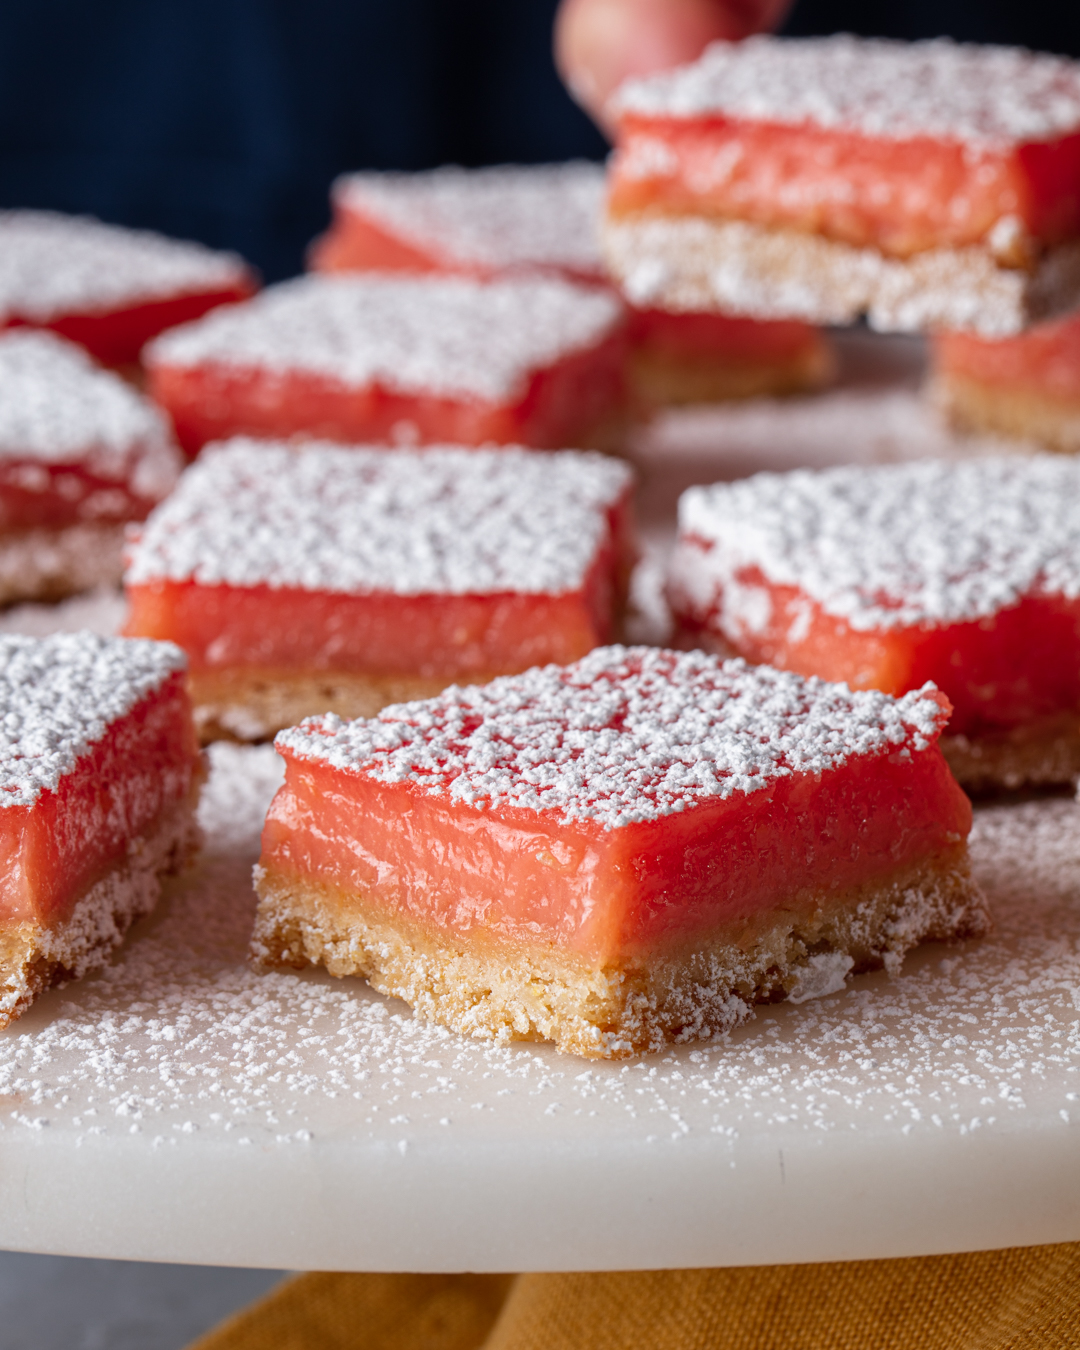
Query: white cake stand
xmin=0 ymin=732 xmax=1076 ymax=1272
xmin=0 ymin=340 xmax=1075 ymax=1270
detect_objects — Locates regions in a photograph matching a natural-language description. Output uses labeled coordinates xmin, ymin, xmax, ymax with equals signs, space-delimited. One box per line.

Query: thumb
xmin=555 ymin=0 xmax=791 ymax=129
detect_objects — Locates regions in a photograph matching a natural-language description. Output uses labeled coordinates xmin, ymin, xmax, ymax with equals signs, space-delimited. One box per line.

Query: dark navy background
xmin=1 ymin=0 xmax=1078 ymax=281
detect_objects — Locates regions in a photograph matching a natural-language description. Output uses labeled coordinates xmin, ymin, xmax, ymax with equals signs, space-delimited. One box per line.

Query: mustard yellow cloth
xmin=188 ymin=1245 xmax=1080 ymax=1350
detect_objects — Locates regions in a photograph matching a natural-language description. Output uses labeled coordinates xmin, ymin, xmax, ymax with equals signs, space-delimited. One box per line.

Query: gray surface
xmin=0 ymin=1252 xmax=282 ymax=1350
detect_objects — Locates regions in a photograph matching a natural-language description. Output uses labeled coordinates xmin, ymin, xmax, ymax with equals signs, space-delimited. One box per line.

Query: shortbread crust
xmin=932 ymin=372 xmax=1080 ymax=455
xmin=941 ymin=714 xmax=1080 ymax=793
xmin=630 ymin=332 xmax=834 ymax=407
xmin=0 ymin=522 xmax=126 ymax=605
xmin=253 ymin=846 xmax=987 ymax=1059
xmin=603 ymin=213 xmax=1080 ymax=338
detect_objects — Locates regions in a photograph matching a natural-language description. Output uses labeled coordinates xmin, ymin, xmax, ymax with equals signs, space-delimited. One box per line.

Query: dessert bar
xmin=312 ymin=161 xmax=832 ymax=406
xmin=0 ymin=211 xmax=255 ymax=367
xmin=0 ymin=632 xmax=203 ymax=1025
xmin=124 ymin=439 xmax=634 ymax=741
xmin=311 ymin=161 xmax=609 ymax=284
xmin=931 ymin=313 xmax=1080 ymax=453
xmin=668 ymin=456 xmax=1080 ymax=789
xmin=146 ymin=273 xmax=628 ymax=456
xmin=0 ymin=331 xmax=181 ymax=604
xmin=604 ymin=36 xmax=1080 ymax=336
xmin=253 ymin=646 xmax=986 ymax=1058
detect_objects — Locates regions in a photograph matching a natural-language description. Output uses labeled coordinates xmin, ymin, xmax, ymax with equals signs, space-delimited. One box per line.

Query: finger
xmin=555 ymin=0 xmax=791 ymax=127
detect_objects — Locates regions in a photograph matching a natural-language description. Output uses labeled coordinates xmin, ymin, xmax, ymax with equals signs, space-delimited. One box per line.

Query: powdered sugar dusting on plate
xmin=0 ymin=331 xmax=180 ymax=497
xmin=0 ymin=632 xmax=186 ymax=807
xmin=277 ymin=646 xmax=947 ymax=829
xmin=124 ymin=439 xmax=632 ymax=595
xmin=0 ymin=211 xmax=250 ymax=323
xmin=147 ymin=274 xmax=624 ymax=404
xmin=0 ymin=743 xmax=1075 ymax=1159
xmin=671 ymin=455 xmax=1080 ymax=634
xmin=613 ymin=35 xmax=1080 ymax=148
xmin=0 ymin=586 xmax=126 ymax=640
xmin=335 ymin=162 xmax=606 ymax=278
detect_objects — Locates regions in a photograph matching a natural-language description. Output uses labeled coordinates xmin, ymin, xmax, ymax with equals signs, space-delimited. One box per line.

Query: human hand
xmin=555 ymin=0 xmax=791 ymax=128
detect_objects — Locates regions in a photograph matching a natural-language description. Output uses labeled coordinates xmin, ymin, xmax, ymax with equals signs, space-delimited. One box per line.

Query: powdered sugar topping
xmin=0 ymin=211 xmax=250 ymax=323
xmin=0 ymin=632 xmax=186 ymax=807
xmin=124 ymin=440 xmax=632 ymax=594
xmin=613 ymin=36 xmax=1080 ymax=148
xmin=672 ymin=456 xmax=1080 ymax=632
xmin=278 ymin=646 xmax=947 ymax=829
xmin=147 ymin=274 xmax=623 ymax=403
xmin=0 ymin=332 xmax=180 ymax=498
xmin=335 ymin=162 xmax=607 ymax=278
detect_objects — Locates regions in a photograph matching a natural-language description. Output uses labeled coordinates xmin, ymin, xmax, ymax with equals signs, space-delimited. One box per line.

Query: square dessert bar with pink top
xmin=668 ymin=456 xmax=1080 ymax=789
xmin=931 ymin=313 xmax=1080 ymax=454
xmin=124 ymin=440 xmax=635 ymax=742
xmin=0 ymin=330 xmax=181 ymax=604
xmin=0 ymin=211 xmax=255 ymax=366
xmin=254 ymin=646 xmax=986 ymax=1058
xmin=311 ymin=161 xmax=609 ymax=284
xmin=0 ymin=632 xmax=203 ymax=1026
xmin=146 ymin=273 xmax=629 ymax=456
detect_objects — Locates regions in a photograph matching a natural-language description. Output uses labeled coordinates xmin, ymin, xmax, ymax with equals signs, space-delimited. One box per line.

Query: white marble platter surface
xmin=0 ymin=334 xmax=1075 ymax=1271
